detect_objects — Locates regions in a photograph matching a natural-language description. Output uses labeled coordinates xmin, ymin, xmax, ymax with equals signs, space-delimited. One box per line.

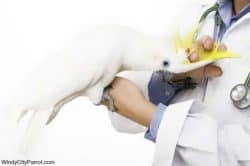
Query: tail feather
xmin=19 ymin=109 xmax=51 ymax=157
xmin=17 ymin=109 xmax=29 ymax=123
xmin=4 ymin=102 xmax=27 ymax=124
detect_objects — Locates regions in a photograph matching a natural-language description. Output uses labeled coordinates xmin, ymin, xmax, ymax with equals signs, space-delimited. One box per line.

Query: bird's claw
xmin=46 ymin=109 xmax=59 ymax=125
xmin=101 ymin=86 xmax=115 ymax=112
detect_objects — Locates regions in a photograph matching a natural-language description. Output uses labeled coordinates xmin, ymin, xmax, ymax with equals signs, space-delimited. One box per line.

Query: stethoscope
xmin=197 ymin=3 xmax=250 ymax=110
xmin=230 ymin=73 xmax=250 ymax=110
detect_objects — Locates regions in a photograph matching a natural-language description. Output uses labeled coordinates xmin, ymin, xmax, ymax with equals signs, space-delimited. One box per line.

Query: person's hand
xmin=182 ymin=64 xmax=223 ymax=81
xmin=174 ymin=36 xmax=224 ymax=81
xmin=186 ymin=35 xmax=226 ymax=62
xmin=186 ymin=35 xmax=214 ymax=62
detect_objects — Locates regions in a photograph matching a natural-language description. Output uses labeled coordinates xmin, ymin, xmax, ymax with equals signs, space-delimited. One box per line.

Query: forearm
xmin=105 ymin=77 xmax=157 ymax=127
xmin=114 ymin=100 xmax=156 ymax=128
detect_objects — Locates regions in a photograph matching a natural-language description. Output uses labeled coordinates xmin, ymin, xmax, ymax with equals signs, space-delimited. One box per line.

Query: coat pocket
xmin=177 ymin=114 xmax=218 ymax=153
xmin=174 ymin=114 xmax=219 ymax=166
xmin=222 ymin=125 xmax=250 ymax=166
xmin=237 ymin=147 xmax=250 ymax=166
xmin=237 ymin=160 xmax=250 ymax=166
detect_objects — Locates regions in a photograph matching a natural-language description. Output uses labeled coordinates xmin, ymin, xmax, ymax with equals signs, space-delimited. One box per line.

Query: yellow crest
xmin=173 ymin=24 xmax=239 ymax=63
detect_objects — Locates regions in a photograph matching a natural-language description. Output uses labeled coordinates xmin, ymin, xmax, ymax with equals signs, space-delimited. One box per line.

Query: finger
xmin=189 ymin=51 xmax=199 ymax=62
xmin=188 ymin=52 xmax=199 ymax=62
xmin=203 ymin=65 xmax=223 ymax=78
xmin=198 ymin=35 xmax=214 ymax=51
xmin=186 ymin=45 xmax=199 ymax=62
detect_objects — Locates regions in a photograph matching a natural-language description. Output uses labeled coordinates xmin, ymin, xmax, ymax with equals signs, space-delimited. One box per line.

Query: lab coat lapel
xmin=152 ymin=100 xmax=194 ymax=166
xmin=223 ymin=13 xmax=250 ymax=39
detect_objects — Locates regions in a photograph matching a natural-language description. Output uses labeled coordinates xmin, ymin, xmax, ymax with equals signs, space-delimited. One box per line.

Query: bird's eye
xmin=163 ymin=60 xmax=169 ymax=67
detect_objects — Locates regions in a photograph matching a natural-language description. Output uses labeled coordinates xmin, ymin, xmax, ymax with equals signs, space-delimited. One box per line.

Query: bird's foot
xmin=101 ymin=86 xmax=115 ymax=112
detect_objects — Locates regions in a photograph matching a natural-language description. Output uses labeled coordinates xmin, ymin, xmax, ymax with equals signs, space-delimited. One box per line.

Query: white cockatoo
xmin=8 ymin=25 xmax=237 ymax=156
xmin=7 ymin=25 xmax=172 ymax=155
xmin=11 ymin=25 xmax=171 ymax=122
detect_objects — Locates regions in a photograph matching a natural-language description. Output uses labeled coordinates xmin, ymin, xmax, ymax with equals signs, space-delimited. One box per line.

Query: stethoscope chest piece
xmin=230 ymin=73 xmax=250 ymax=110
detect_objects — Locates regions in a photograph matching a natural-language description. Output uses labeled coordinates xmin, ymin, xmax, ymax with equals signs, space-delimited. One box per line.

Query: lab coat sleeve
xmin=108 ymin=71 xmax=152 ymax=133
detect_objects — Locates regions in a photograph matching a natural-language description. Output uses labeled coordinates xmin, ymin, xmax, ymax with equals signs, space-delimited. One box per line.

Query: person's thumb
xmin=204 ymin=65 xmax=223 ymax=78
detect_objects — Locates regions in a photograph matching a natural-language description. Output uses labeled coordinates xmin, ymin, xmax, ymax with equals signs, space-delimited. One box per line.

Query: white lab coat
xmin=109 ymin=2 xmax=250 ymax=166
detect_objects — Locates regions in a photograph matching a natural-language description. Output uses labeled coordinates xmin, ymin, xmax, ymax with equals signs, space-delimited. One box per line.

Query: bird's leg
xmin=101 ymin=86 xmax=115 ymax=112
xmin=85 ymin=83 xmax=104 ymax=105
xmin=46 ymin=90 xmax=85 ymax=125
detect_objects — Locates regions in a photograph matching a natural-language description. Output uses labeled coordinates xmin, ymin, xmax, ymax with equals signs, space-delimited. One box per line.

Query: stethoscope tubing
xmin=195 ymin=3 xmax=250 ymax=110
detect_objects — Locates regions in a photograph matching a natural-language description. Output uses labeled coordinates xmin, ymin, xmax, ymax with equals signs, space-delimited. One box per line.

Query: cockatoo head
xmin=122 ymin=37 xmax=208 ymax=74
xmin=166 ymin=25 xmax=240 ymax=74
xmin=122 ymin=37 xmax=174 ymax=72
xmin=122 ymin=28 xmax=239 ymax=74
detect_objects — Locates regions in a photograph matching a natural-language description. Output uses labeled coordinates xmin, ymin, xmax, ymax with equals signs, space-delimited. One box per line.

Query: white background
xmin=0 ymin=0 xmax=212 ymax=165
